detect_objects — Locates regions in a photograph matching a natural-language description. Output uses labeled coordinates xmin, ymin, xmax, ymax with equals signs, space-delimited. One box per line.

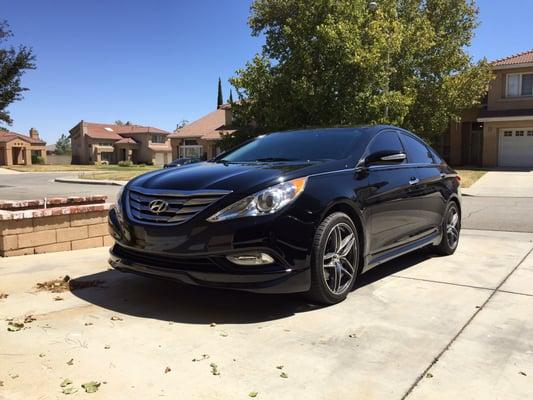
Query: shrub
xmin=31 ymin=155 xmax=45 ymax=164
xmin=118 ymin=160 xmax=133 ymax=167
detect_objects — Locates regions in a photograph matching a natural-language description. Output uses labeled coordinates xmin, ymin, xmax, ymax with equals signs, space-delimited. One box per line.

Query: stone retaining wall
xmin=0 ymin=196 xmax=113 ymax=257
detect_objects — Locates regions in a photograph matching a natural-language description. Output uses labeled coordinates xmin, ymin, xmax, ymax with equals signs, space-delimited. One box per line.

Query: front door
xmin=364 ymin=130 xmax=420 ymax=258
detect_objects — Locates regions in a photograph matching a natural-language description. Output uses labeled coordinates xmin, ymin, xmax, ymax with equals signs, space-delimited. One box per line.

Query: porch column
xmin=25 ymin=148 xmax=32 ymax=165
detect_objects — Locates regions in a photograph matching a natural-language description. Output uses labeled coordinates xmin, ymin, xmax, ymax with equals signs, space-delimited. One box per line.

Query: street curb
xmin=54 ymin=177 xmax=126 ymax=186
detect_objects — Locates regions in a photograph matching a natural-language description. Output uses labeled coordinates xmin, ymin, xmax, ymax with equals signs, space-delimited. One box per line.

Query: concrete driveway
xmin=463 ymin=170 xmax=533 ymax=197
xmin=1 ymin=229 xmax=532 ymax=399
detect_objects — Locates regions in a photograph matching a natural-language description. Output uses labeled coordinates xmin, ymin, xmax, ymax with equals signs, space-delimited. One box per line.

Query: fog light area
xmin=226 ymin=253 xmax=275 ymax=266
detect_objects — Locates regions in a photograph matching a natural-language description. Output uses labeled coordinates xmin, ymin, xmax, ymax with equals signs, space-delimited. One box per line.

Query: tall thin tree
xmin=217 ymin=77 xmax=223 ymax=109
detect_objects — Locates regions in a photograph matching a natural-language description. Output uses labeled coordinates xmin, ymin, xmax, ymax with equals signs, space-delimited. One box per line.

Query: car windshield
xmin=217 ymin=128 xmax=364 ymax=163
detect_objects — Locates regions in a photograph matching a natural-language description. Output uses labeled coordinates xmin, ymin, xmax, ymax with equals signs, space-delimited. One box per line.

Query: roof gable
xmin=0 ymin=130 xmax=46 ymax=145
xmin=169 ymin=105 xmax=234 ymax=140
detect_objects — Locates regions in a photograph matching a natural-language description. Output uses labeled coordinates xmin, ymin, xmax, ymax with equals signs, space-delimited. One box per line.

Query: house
xmin=450 ymin=50 xmax=533 ymax=168
xmin=69 ymin=121 xmax=172 ymax=165
xmin=168 ymin=104 xmax=235 ymax=160
xmin=0 ymin=128 xmax=47 ymax=166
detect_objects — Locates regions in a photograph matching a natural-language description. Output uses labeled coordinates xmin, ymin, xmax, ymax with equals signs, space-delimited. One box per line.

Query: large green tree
xmin=0 ymin=20 xmax=35 ymax=126
xmin=227 ymin=0 xmax=492 ymax=148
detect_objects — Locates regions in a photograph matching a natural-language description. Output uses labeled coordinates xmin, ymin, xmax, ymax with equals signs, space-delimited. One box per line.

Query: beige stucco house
xmin=0 ymin=128 xmax=47 ymax=166
xmin=70 ymin=121 xmax=172 ymax=165
xmin=450 ymin=50 xmax=533 ymax=167
xmin=169 ymin=104 xmax=235 ymax=160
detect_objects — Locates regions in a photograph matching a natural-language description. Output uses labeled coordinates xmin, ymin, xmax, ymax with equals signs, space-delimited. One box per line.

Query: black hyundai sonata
xmin=108 ymin=126 xmax=461 ymax=304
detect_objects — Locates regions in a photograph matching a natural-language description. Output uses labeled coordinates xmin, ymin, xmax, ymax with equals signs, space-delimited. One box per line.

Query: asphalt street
xmin=0 ymin=172 xmax=120 ymax=201
xmin=1 ymin=171 xmax=533 ymax=232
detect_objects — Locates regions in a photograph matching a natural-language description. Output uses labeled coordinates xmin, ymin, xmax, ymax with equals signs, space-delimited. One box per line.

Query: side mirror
xmin=365 ymin=150 xmax=406 ymax=166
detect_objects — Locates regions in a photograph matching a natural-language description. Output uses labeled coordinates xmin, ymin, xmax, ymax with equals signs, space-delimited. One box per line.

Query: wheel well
xmin=324 ymin=203 xmax=365 ymax=268
xmin=449 ymin=196 xmax=461 ymax=216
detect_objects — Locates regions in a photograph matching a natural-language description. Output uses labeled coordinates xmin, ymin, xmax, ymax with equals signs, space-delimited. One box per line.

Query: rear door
xmin=398 ymin=131 xmax=445 ymax=235
xmin=365 ymin=130 xmax=420 ymax=257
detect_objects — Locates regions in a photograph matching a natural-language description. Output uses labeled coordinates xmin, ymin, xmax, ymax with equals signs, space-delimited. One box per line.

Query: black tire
xmin=306 ymin=212 xmax=360 ymax=305
xmin=434 ymin=201 xmax=461 ymax=256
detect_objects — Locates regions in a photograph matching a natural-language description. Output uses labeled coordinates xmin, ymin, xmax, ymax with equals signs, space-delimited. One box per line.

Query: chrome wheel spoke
xmin=338 ymin=233 xmax=355 ymax=257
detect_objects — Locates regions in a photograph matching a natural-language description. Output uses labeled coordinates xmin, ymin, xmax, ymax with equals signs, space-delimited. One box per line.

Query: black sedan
xmin=163 ymin=157 xmax=200 ymax=168
xmin=108 ymin=126 xmax=461 ymax=304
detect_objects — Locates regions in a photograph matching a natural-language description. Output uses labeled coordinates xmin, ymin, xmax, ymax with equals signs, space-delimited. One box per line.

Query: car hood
xmin=130 ymin=160 xmax=345 ymax=193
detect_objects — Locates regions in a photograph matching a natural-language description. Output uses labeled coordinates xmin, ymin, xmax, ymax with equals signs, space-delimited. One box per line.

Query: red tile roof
xmin=169 ymin=105 xmax=235 ymax=141
xmin=0 ymin=130 xmax=46 ymax=145
xmin=492 ymin=50 xmax=533 ymax=67
xmin=80 ymin=122 xmax=170 ymax=140
xmin=115 ymin=137 xmax=137 ymax=144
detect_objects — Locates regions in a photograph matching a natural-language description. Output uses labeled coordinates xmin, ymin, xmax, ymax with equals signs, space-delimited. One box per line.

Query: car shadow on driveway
xmin=70 ymin=248 xmax=434 ymax=324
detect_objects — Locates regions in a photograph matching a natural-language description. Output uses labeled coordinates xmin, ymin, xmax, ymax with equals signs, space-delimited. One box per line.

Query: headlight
xmin=207 ymin=177 xmax=307 ymax=222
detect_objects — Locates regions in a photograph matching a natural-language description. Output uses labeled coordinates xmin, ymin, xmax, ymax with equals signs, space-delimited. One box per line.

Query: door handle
xmin=409 ymin=178 xmax=419 ymax=185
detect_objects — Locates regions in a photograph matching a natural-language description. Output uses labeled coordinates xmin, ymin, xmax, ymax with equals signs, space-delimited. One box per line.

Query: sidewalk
xmin=462 ymin=170 xmax=533 ymax=197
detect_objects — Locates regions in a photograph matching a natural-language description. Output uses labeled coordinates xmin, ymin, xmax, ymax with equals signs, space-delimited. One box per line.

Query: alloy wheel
xmin=446 ymin=205 xmax=460 ymax=249
xmin=322 ymin=222 xmax=357 ymax=295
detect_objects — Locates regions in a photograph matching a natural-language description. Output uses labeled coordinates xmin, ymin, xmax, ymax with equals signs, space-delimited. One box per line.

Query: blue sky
xmin=2 ymin=0 xmax=532 ymax=144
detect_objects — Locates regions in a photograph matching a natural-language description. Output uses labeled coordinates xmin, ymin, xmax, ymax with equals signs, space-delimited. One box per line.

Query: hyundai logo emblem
xmin=149 ymin=199 xmax=169 ymax=214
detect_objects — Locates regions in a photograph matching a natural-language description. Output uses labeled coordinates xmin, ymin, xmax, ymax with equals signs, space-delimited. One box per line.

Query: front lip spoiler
xmin=108 ymin=249 xmax=311 ymax=294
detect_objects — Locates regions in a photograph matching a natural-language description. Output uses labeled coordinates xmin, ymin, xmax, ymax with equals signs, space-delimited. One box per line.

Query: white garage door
xmin=499 ymin=128 xmax=533 ymax=167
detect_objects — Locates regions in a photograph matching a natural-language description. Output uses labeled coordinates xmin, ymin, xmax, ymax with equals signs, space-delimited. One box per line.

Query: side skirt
xmin=363 ymin=230 xmax=441 ymax=273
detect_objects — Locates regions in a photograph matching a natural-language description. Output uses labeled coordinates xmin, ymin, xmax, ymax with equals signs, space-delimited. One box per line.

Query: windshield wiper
xmin=254 ymin=157 xmax=295 ymax=162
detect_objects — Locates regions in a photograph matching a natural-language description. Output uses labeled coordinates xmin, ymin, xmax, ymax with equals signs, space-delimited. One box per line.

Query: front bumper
xmin=107 ymin=202 xmax=317 ymax=294
xmin=109 ymin=243 xmax=310 ymax=294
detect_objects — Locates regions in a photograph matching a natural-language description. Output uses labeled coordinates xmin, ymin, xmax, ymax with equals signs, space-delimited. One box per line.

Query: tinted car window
xmin=219 ymin=129 xmax=364 ymax=162
xmin=367 ymin=131 xmax=404 ymax=155
xmin=400 ymin=133 xmax=434 ymax=164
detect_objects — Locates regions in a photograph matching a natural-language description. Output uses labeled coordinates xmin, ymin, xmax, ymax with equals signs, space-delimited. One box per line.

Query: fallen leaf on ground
xmin=60 ymin=378 xmax=73 ymax=387
xmin=0 ymin=293 xmax=8 ymax=299
xmin=210 ymin=363 xmax=220 ymax=376
xmin=67 ymin=359 xmax=74 ymax=366
xmin=348 ymin=333 xmax=357 ymax=338
xmin=426 ymin=373 xmax=434 ymax=378
xmin=164 ymin=367 xmax=171 ymax=374
xmin=110 ymin=316 xmax=123 ymax=321
xmin=39 ymin=353 xmax=46 ymax=358
xmin=10 ymin=374 xmax=19 ymax=379
xmin=24 ymin=315 xmax=36 ymax=324
xmin=0 ymin=380 xmax=3 ymax=386
xmin=7 ymin=321 xmax=24 ymax=332
xmin=104 ymin=345 xmax=110 ymax=349
xmin=276 ymin=365 xmax=284 ymax=369
xmin=219 ymin=332 xmax=228 ymax=337
xmin=81 ymin=381 xmax=101 ymax=393
xmin=84 ymin=322 xmax=93 ymax=326
xmin=249 ymin=391 xmax=258 ymax=398
xmin=280 ymin=372 xmax=288 ymax=379
xmin=210 ymin=322 xmax=216 ymax=327
xmin=54 ymin=296 xmax=64 ymax=301
xmin=192 ymin=354 xmax=210 ymax=362
xmin=36 ymin=276 xmax=104 ymax=293
xmin=519 ymin=371 xmax=527 ymax=376
xmin=62 ymin=387 xmax=78 ymax=395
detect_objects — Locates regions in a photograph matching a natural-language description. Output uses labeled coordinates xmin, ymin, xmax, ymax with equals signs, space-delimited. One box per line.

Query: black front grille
xmin=127 ymin=187 xmax=230 ymax=224
xmin=113 ymin=244 xmax=221 ymax=272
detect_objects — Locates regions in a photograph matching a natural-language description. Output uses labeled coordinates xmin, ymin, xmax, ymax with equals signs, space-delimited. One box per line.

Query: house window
xmin=179 ymin=145 xmax=203 ymax=159
xmin=184 ymin=139 xmax=198 ymax=145
xmin=151 ymin=134 xmax=166 ymax=143
xmin=506 ymin=73 xmax=533 ymax=97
